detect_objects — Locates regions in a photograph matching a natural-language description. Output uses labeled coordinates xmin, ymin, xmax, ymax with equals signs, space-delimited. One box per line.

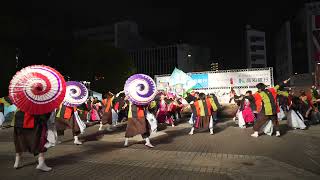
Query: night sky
xmin=12 ymin=0 xmax=309 ymax=68
xmin=0 ymin=0 xmax=313 ymax=96
xmin=70 ymin=0 xmax=307 ymax=69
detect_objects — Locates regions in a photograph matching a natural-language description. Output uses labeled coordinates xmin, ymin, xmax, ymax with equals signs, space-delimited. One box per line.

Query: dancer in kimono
xmin=90 ymin=97 xmax=101 ymax=122
xmin=99 ymin=92 xmax=114 ymax=131
xmin=146 ymin=100 xmax=158 ymax=133
xmin=187 ymin=92 xmax=199 ymax=125
xmin=189 ymin=93 xmax=218 ymax=135
xmin=210 ymin=93 xmax=221 ymax=123
xmin=115 ymin=93 xmax=129 ymax=122
xmin=251 ymin=80 xmax=288 ymax=138
xmin=300 ymin=91 xmax=320 ymax=125
xmin=124 ymin=101 xmax=154 ymax=148
xmin=156 ymin=93 xmax=174 ymax=127
xmin=238 ymin=97 xmax=255 ymax=128
xmin=0 ymin=96 xmax=14 ymax=127
xmin=12 ymin=110 xmax=52 ymax=171
xmin=0 ymin=97 xmax=7 ymax=126
xmin=277 ymin=88 xmax=290 ymax=120
xmin=170 ymin=97 xmax=184 ymax=123
xmin=55 ymin=104 xmax=82 ymax=145
xmin=287 ymin=96 xmax=306 ymax=129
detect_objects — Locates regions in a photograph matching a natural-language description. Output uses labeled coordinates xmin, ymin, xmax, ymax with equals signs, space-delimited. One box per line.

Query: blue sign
xmin=191 ymin=73 xmax=208 ymax=89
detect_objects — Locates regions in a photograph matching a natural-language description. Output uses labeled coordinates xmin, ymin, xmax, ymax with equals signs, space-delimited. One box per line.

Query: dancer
xmin=12 ymin=110 xmax=52 ymax=171
xmin=300 ymin=91 xmax=320 ymax=125
xmin=124 ymin=101 xmax=154 ymax=148
xmin=99 ymin=92 xmax=114 ymax=131
xmin=211 ymin=93 xmax=222 ymax=122
xmin=55 ymin=104 xmax=82 ymax=145
xmin=238 ymin=97 xmax=255 ymax=128
xmin=90 ymin=97 xmax=102 ymax=122
xmin=287 ymin=96 xmax=306 ymax=129
xmin=251 ymin=80 xmax=288 ymax=138
xmin=114 ymin=92 xmax=128 ymax=122
xmin=156 ymin=93 xmax=174 ymax=127
xmin=0 ymin=96 xmax=14 ymax=127
xmin=189 ymin=93 xmax=218 ymax=135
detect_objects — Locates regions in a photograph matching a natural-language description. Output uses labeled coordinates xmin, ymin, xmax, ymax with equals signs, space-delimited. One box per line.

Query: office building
xmin=245 ymin=25 xmax=267 ymax=68
xmin=128 ymin=44 xmax=211 ymax=77
xmin=73 ymin=21 xmax=145 ymax=51
xmin=274 ymin=2 xmax=320 ymax=85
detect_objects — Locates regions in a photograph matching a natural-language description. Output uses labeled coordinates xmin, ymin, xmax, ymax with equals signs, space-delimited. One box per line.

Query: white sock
xmin=99 ymin=123 xmax=103 ymax=131
xmin=124 ymin=138 xmax=129 ymax=147
xmin=145 ymin=138 xmax=154 ymax=148
xmin=251 ymin=131 xmax=259 ymax=137
xmin=210 ymin=128 xmax=214 ymax=135
xmin=36 ymin=157 xmax=52 ymax=172
xmin=189 ymin=127 xmax=194 ymax=135
xmin=13 ymin=155 xmax=20 ymax=169
xmin=74 ymin=136 xmax=82 ymax=145
xmin=276 ymin=131 xmax=280 ymax=137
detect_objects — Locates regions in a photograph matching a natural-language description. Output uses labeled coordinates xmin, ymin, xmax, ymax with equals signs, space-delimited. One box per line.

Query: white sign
xmin=155 ymin=68 xmax=274 ymax=103
xmin=208 ymin=69 xmax=272 ymax=88
xmin=155 ymin=76 xmax=170 ymax=90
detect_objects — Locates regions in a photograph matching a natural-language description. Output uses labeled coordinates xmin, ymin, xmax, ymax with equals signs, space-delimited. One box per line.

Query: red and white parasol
xmin=8 ymin=65 xmax=66 ymax=115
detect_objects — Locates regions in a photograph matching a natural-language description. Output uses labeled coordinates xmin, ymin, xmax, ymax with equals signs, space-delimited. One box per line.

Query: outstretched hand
xmin=283 ymin=78 xmax=291 ymax=84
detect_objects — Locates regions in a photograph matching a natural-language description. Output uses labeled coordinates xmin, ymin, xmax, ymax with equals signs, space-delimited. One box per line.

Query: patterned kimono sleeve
xmin=209 ymin=98 xmax=218 ymax=112
xmin=254 ymin=93 xmax=262 ymax=113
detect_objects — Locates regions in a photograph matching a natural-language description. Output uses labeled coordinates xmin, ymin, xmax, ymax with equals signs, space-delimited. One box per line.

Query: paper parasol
xmin=63 ymin=81 xmax=89 ymax=107
xmin=8 ymin=65 xmax=66 ymax=115
xmin=124 ymin=74 xmax=157 ymax=105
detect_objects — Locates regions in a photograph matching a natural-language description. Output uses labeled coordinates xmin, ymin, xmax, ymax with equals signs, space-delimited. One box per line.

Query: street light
xmin=187 ymin=54 xmax=192 ymax=57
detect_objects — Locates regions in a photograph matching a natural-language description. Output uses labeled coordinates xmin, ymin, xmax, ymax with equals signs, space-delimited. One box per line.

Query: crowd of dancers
xmin=231 ymin=80 xmax=320 ymax=137
xmin=1 ymin=78 xmax=320 ymax=172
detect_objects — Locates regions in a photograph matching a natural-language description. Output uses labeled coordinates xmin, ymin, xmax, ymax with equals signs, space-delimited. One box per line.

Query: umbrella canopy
xmin=63 ymin=81 xmax=89 ymax=107
xmin=9 ymin=65 xmax=66 ymax=115
xmin=124 ymin=74 xmax=157 ymax=106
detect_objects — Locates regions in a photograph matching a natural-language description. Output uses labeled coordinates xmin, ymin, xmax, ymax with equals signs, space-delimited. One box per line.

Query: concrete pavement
xmin=0 ymin=119 xmax=320 ymax=180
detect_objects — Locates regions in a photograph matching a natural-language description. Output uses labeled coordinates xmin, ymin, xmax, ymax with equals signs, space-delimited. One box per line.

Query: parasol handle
xmin=116 ymin=90 xmax=124 ymax=97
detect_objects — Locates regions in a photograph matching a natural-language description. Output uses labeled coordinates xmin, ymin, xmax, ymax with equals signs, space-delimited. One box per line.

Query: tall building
xmin=73 ymin=21 xmax=145 ymax=51
xmin=274 ymin=21 xmax=293 ymax=81
xmin=245 ymin=25 xmax=267 ymax=68
xmin=274 ymin=2 xmax=320 ymax=85
xmin=210 ymin=62 xmax=219 ymax=71
xmin=128 ymin=44 xmax=211 ymax=77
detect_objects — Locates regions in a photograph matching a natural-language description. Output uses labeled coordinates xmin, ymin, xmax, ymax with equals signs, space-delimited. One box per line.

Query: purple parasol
xmin=124 ymin=74 xmax=157 ymax=105
xmin=63 ymin=81 xmax=88 ymax=107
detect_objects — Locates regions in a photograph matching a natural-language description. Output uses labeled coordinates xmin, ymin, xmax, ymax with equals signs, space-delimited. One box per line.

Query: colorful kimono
xmin=287 ymin=97 xmax=306 ymax=129
xmin=125 ymin=102 xmax=149 ymax=138
xmin=89 ymin=103 xmax=101 ymax=121
xmin=0 ymin=96 xmax=15 ymax=126
xmin=101 ymin=97 xmax=113 ymax=125
xmin=55 ymin=104 xmax=80 ymax=136
xmin=241 ymin=99 xmax=255 ymax=124
xmin=13 ymin=110 xmax=50 ymax=155
xmin=253 ymin=84 xmax=282 ymax=132
xmin=191 ymin=97 xmax=218 ymax=129
xmin=157 ymin=99 xmax=174 ymax=124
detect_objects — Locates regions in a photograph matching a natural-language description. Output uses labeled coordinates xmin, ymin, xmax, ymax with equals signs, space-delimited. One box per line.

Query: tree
xmin=71 ymin=40 xmax=136 ymax=94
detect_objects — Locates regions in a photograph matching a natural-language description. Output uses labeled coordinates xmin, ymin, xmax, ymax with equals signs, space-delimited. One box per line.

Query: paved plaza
xmin=0 ymin=120 xmax=320 ymax=180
